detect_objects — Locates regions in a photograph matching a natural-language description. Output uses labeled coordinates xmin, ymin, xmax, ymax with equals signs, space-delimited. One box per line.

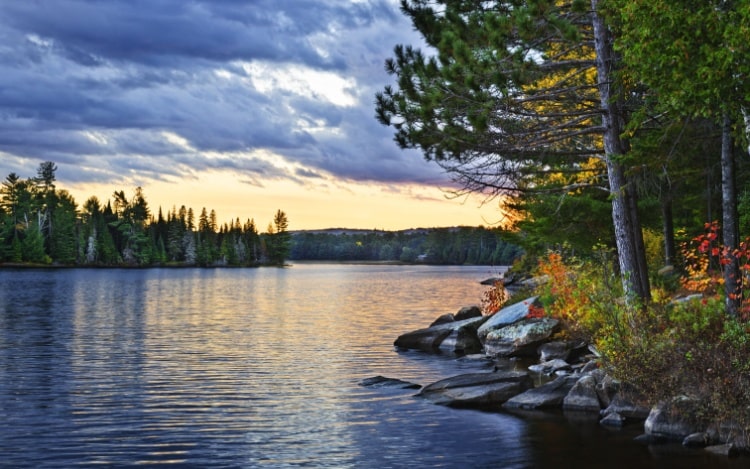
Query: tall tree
xmin=377 ymin=0 xmax=650 ymax=300
xmin=265 ymin=209 xmax=291 ymax=265
xmin=49 ymin=190 xmax=78 ymax=264
xmin=607 ymin=0 xmax=750 ymax=314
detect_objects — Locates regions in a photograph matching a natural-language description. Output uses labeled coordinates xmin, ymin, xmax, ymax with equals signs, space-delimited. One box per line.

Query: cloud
xmin=0 ymin=0 xmax=444 ymax=191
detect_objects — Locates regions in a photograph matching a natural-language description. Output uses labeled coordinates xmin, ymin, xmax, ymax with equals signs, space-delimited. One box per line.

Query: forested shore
xmin=373 ymin=0 xmax=750 ymax=454
xmin=0 ymin=162 xmax=291 ymax=267
xmin=290 ymin=227 xmax=521 ymax=265
xmin=1 ymin=162 xmax=521 ymax=268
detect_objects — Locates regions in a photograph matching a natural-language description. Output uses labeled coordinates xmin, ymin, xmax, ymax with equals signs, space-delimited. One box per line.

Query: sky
xmin=0 ymin=0 xmax=502 ymax=230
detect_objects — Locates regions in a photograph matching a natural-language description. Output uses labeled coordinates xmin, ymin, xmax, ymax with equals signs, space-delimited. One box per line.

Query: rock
xmin=707 ymin=421 xmax=749 ymax=450
xmin=671 ymin=293 xmax=704 ymax=304
xmin=538 ymin=341 xmax=570 ymax=361
xmin=503 ymin=375 xmax=579 ymax=410
xmin=644 ymin=398 xmax=704 ymax=441
xmin=480 ymin=277 xmax=504 ymax=286
xmin=359 ymin=376 xmax=421 ymax=390
xmin=429 ymin=313 xmax=455 ymax=327
xmin=394 ymin=315 xmax=486 ymax=354
xmin=682 ymin=432 xmax=712 ymax=448
xmin=517 ymin=275 xmax=549 ymax=290
xmin=528 ymin=358 xmax=571 ymax=376
xmin=477 ymin=297 xmax=542 ymax=343
xmin=705 ymin=444 xmax=740 ymax=457
xmin=570 ymin=343 xmax=597 ymax=364
xmin=418 ymin=371 xmax=532 ymax=408
xmin=601 ymin=391 xmax=650 ymax=421
xmin=634 ymin=433 xmax=666 ymax=445
xmin=563 ymin=375 xmax=601 ymax=412
xmin=483 ymin=317 xmax=559 ymax=357
xmin=438 ymin=324 xmax=484 ymax=354
xmin=594 ymin=374 xmax=620 ymax=408
xmin=580 ymin=361 xmax=599 ymax=374
xmin=600 ymin=411 xmax=626 ymax=427
xmin=454 ymin=305 xmax=482 ymax=321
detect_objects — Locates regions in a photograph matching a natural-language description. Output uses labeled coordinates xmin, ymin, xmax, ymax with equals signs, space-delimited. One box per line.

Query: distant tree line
xmin=0 ymin=162 xmax=291 ymax=266
xmin=290 ymin=227 xmax=522 ymax=265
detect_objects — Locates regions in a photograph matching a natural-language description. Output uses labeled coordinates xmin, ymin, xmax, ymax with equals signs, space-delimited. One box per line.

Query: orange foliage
xmin=681 ymin=221 xmax=750 ymax=318
xmin=536 ymin=251 xmax=587 ymax=322
xmin=481 ymin=281 xmax=510 ymax=316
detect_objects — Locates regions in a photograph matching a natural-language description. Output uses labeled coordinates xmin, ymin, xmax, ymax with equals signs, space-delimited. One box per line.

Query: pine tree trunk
xmin=721 ymin=111 xmax=741 ymax=316
xmin=591 ymin=0 xmax=650 ymax=302
xmin=661 ymin=198 xmax=676 ymax=267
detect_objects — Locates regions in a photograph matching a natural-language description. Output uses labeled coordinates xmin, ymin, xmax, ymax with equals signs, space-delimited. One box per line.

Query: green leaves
xmin=376 ymin=0 xmax=603 ymax=198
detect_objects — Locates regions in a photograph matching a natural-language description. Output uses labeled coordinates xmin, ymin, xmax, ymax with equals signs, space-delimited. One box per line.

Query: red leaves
xmin=526 ymin=304 xmax=546 ymax=319
xmin=683 ymin=220 xmax=750 ymax=315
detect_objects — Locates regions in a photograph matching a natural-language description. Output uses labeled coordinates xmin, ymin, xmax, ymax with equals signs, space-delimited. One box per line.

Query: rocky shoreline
xmin=364 ymin=294 xmax=749 ymax=459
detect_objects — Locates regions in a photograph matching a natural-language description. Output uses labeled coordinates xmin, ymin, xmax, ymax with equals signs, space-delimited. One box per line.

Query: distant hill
xmin=289 ymin=226 xmax=522 ymax=265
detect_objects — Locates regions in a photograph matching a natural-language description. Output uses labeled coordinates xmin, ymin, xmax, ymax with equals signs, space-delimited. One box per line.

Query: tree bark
xmin=721 ymin=111 xmax=740 ymax=317
xmin=591 ymin=0 xmax=651 ymax=302
xmin=661 ymin=198 xmax=676 ymax=267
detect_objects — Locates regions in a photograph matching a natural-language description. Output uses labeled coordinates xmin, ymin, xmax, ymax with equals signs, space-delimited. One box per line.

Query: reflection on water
xmin=0 ymin=265 xmax=746 ymax=468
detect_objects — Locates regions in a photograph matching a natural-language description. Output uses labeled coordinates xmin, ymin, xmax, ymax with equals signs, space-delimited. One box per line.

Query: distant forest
xmin=0 ymin=162 xmax=291 ymax=267
xmin=290 ymin=227 xmax=522 ymax=265
xmin=1 ymin=162 xmax=521 ymax=267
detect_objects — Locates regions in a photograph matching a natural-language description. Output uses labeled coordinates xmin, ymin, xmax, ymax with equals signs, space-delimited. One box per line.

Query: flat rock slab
xmin=359 ymin=376 xmax=421 ymax=390
xmin=418 ymin=371 xmax=532 ymax=408
xmin=503 ymin=375 xmax=579 ymax=410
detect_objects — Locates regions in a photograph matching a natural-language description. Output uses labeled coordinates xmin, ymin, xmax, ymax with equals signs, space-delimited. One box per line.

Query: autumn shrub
xmin=600 ymin=296 xmax=750 ymax=433
xmin=534 ymin=249 xmax=624 ymax=341
xmin=480 ymin=280 xmax=511 ymax=316
xmin=680 ymin=221 xmax=750 ymax=319
xmin=597 ymin=223 xmax=750 ymax=434
xmin=531 ymin=235 xmax=750 ymax=434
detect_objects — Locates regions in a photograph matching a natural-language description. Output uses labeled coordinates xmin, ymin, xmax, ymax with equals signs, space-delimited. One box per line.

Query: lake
xmin=0 ymin=264 xmax=746 ymax=468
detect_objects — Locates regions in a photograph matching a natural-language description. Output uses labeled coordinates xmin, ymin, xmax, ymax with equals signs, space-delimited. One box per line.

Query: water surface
xmin=0 ymin=264 xmax=745 ymax=468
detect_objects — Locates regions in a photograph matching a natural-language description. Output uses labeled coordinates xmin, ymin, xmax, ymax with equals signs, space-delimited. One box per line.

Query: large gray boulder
xmin=477 ymin=296 xmax=541 ymax=343
xmin=418 ymin=371 xmax=532 ymax=408
xmin=504 ymin=375 xmax=579 ymax=410
xmin=483 ymin=318 xmax=560 ymax=357
xmin=601 ymin=390 xmax=650 ymax=421
xmin=394 ymin=315 xmax=486 ymax=354
xmin=562 ymin=375 xmax=602 ymax=412
xmin=644 ymin=397 xmax=704 ymax=441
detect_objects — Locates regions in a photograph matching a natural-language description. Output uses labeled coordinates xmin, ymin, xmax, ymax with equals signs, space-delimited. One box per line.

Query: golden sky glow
xmin=67 ymin=169 xmax=504 ymax=231
xmin=0 ymin=0 xmax=509 ymax=231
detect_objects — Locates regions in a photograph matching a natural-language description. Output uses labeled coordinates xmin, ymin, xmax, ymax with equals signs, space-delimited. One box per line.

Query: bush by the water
xmin=523 ymin=235 xmax=750 ymax=442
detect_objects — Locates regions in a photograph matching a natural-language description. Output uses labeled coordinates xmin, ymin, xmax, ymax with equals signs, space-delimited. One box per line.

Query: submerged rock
xmin=418 ymin=370 xmax=532 ymax=408
xmin=359 ymin=376 xmax=421 ymax=390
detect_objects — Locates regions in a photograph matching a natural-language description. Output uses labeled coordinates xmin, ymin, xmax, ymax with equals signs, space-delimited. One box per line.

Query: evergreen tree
xmin=265 ymin=210 xmax=291 ymax=265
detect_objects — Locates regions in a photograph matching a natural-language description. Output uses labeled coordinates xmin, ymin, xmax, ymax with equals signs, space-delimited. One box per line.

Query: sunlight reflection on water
xmin=1 ymin=265 xmax=747 ymax=468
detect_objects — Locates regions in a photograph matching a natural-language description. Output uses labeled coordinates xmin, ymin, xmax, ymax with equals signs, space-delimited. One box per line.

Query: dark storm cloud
xmin=0 ymin=0 xmax=444 ymax=186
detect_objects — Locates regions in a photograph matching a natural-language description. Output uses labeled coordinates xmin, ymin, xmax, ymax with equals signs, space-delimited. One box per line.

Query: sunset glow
xmin=0 ymin=1 xmax=500 ymax=230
